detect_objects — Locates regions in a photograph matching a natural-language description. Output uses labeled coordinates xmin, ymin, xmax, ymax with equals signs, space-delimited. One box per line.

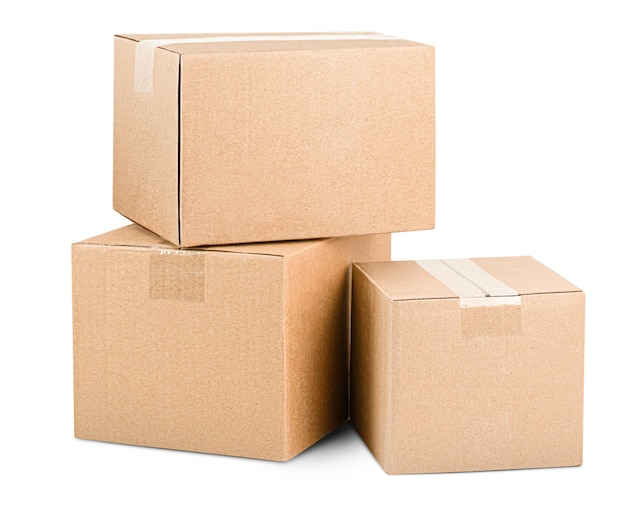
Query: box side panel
xmin=388 ymin=291 xmax=584 ymax=474
xmin=73 ymin=244 xmax=287 ymax=460
xmin=350 ymin=264 xmax=394 ymax=469
xmin=283 ymin=235 xmax=390 ymax=459
xmin=113 ymin=36 xmax=180 ymax=245
xmin=179 ymin=46 xmax=434 ymax=246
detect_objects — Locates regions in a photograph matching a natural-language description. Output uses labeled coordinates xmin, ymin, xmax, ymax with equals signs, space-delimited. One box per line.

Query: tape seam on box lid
xmin=134 ymin=33 xmax=399 ymax=93
xmin=416 ymin=259 xmax=521 ymax=307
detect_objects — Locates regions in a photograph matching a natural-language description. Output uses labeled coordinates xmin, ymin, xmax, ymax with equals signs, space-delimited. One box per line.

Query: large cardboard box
xmin=113 ymin=33 xmax=435 ymax=247
xmin=351 ymin=256 xmax=584 ymax=474
xmin=72 ymin=224 xmax=390 ymax=460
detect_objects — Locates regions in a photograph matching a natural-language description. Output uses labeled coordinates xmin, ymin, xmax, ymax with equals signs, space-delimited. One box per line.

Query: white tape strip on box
xmin=416 ymin=259 xmax=521 ymax=307
xmin=134 ymin=33 xmax=399 ymax=93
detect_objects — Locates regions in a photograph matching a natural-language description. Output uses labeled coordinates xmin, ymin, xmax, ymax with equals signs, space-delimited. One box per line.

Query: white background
xmin=2 ymin=1 xmax=624 ymax=504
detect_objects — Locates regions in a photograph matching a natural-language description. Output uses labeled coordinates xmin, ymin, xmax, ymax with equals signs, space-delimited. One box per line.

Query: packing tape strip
xmin=416 ymin=259 xmax=521 ymax=307
xmin=134 ymin=33 xmax=399 ymax=93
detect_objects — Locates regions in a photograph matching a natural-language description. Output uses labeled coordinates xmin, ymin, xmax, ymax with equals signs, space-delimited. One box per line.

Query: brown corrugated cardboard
xmin=73 ymin=224 xmax=390 ymax=460
xmin=351 ymin=256 xmax=584 ymax=474
xmin=113 ymin=33 xmax=435 ymax=247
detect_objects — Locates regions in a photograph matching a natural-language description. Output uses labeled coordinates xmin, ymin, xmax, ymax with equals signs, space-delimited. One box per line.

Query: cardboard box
xmin=351 ymin=256 xmax=584 ymax=474
xmin=73 ymin=224 xmax=390 ymax=460
xmin=113 ymin=33 xmax=435 ymax=247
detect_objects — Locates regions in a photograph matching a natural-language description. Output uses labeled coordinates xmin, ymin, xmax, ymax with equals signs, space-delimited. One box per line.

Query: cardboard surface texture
xmin=351 ymin=256 xmax=584 ymax=474
xmin=113 ymin=33 xmax=435 ymax=246
xmin=73 ymin=224 xmax=390 ymax=460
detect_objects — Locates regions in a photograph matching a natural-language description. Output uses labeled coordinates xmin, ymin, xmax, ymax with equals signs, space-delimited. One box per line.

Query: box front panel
xmin=389 ymin=292 xmax=584 ymax=473
xmin=73 ymin=245 xmax=286 ymax=460
xmin=180 ymin=46 xmax=434 ymax=246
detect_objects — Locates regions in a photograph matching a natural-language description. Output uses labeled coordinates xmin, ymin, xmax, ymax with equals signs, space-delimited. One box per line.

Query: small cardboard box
xmin=72 ymin=224 xmax=390 ymax=460
xmin=113 ymin=33 xmax=435 ymax=247
xmin=351 ymin=257 xmax=584 ymax=474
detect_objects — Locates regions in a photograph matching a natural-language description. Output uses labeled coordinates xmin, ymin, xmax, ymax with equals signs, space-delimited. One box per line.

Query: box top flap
xmin=76 ymin=224 xmax=327 ymax=258
xmin=116 ymin=33 xmax=428 ymax=55
xmin=355 ymin=256 xmax=581 ymax=301
xmin=120 ymin=33 xmax=428 ymax=93
xmin=471 ymin=256 xmax=581 ymax=295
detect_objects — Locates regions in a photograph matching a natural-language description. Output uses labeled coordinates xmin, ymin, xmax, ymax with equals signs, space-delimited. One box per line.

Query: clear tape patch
xmin=416 ymin=259 xmax=521 ymax=307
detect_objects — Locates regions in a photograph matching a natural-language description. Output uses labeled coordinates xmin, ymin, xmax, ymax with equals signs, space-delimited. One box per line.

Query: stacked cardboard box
xmin=73 ymin=33 xmax=584 ymax=473
xmin=73 ymin=226 xmax=389 ymax=460
xmin=113 ymin=32 xmax=435 ymax=246
xmin=350 ymin=257 xmax=584 ymax=473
